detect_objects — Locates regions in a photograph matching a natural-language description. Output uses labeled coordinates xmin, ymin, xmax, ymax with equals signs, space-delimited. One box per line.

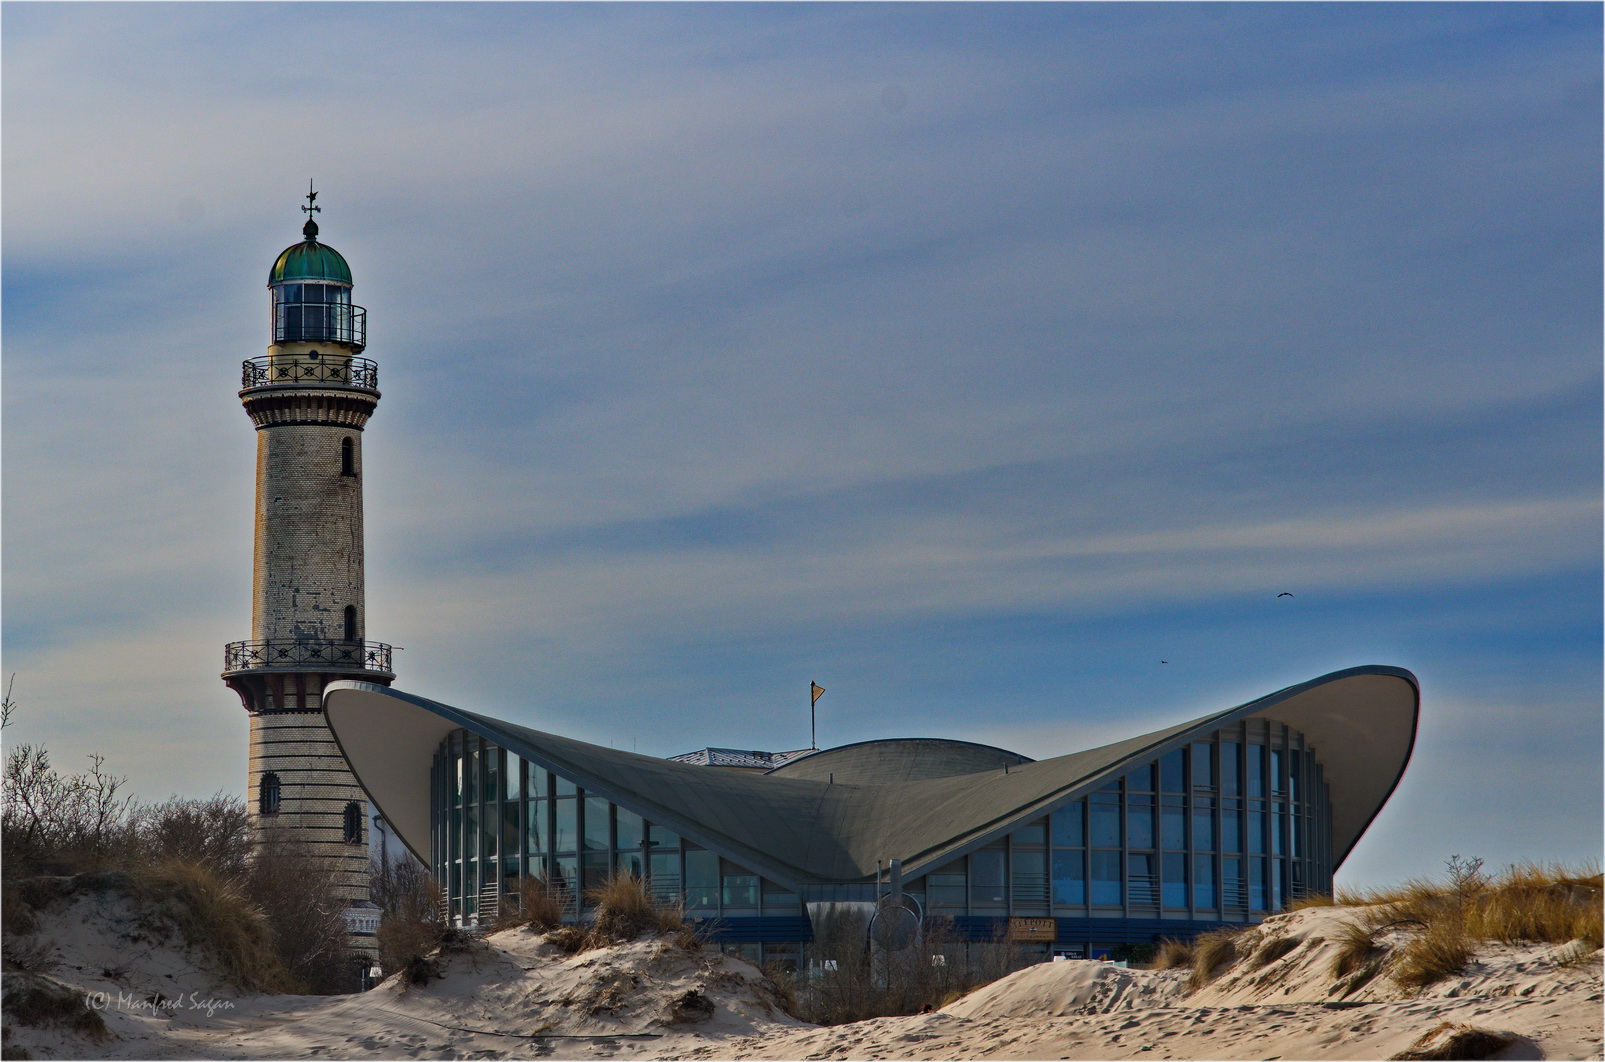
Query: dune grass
xmin=132 ymin=859 xmax=298 ymax=993
xmin=1151 ymin=937 xmax=1195 ymax=970
xmin=1328 ymin=859 xmax=1601 ymax=993
xmin=583 ymin=872 xmax=693 ymax=948
xmin=1186 ymin=927 xmax=1242 ymax=991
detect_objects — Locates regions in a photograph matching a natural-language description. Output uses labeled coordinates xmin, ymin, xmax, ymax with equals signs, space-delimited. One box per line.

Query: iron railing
xmin=272 ymin=302 xmax=366 ymax=348
xmin=241 ymin=355 xmax=378 ymax=390
xmin=223 ymin=639 xmax=394 ymax=674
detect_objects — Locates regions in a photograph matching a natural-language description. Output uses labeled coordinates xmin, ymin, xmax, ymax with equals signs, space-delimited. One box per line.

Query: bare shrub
xmin=243 ymin=830 xmax=353 ymax=993
xmin=1187 ymin=927 xmax=1242 ymax=991
xmin=133 ymin=796 xmax=250 ymax=879
xmin=3 ymin=744 xmax=137 ymax=877
xmin=797 ymin=911 xmax=1030 ymax=1025
xmin=371 ymin=855 xmax=445 ymax=981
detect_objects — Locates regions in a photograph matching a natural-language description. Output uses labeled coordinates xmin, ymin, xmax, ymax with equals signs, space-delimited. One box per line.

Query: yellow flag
xmin=811 ymin=682 xmax=825 ymax=704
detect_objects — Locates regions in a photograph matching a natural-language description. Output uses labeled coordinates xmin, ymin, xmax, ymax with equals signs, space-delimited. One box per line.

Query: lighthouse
xmin=222 ymin=187 xmax=392 ymax=954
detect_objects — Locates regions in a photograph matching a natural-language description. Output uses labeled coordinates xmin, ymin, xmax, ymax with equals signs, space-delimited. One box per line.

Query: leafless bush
xmin=3 ymin=744 xmax=137 ymax=877
xmin=372 ymin=855 xmax=445 ymax=980
xmin=243 ymin=829 xmax=353 ymax=993
xmin=797 ymin=910 xmax=1031 ymax=1024
xmin=133 ymin=796 xmax=250 ymax=880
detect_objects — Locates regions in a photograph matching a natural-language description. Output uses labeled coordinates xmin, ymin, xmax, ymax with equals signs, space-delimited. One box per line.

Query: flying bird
xmin=1278 ymin=592 xmax=1294 ymax=598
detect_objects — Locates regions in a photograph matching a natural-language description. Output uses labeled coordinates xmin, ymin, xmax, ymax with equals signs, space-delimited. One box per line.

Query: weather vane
xmin=302 ymin=179 xmax=321 ymax=217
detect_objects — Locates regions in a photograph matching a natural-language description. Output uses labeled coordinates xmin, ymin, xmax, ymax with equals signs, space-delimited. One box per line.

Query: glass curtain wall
xmin=432 ymin=720 xmax=1331 ymax=929
xmin=431 ymin=730 xmax=798 ymax=927
xmin=903 ymin=719 xmax=1333 ymax=923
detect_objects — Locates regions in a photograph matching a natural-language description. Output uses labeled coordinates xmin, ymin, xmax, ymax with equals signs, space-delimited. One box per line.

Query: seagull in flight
xmin=1278 ymin=592 xmax=1294 ymax=598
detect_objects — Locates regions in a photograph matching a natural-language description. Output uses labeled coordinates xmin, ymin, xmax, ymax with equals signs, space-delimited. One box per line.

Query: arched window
xmin=259 ymin=773 xmax=281 ymax=815
xmin=343 ymin=605 xmax=358 ymax=642
xmin=343 ymin=801 xmax=363 ymax=845
xmin=340 ymin=437 xmax=356 ymax=477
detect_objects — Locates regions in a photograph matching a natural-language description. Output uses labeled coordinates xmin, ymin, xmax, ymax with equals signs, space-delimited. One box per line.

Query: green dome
xmin=269 ymin=239 xmax=353 ymax=286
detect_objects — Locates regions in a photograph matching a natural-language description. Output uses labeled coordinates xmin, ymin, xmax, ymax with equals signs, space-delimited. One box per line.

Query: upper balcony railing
xmin=242 ymin=355 xmax=378 ymax=391
xmin=273 ymin=302 xmax=366 ymax=349
xmin=223 ymin=639 xmax=394 ymax=675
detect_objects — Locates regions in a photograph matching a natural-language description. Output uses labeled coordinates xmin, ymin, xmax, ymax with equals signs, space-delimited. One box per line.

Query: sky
xmin=3 ymin=2 xmax=1600 ymax=889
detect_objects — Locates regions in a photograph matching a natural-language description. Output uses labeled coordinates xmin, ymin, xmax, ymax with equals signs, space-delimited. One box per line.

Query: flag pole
xmin=810 ymin=681 xmax=824 ymax=750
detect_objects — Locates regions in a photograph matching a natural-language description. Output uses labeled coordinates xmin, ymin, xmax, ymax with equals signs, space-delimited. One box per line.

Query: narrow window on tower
xmin=343 ymin=801 xmax=363 ymax=844
xmin=340 ymin=437 xmax=356 ymax=477
xmin=259 ymin=773 xmax=281 ymax=815
xmin=344 ymin=605 xmax=358 ymax=642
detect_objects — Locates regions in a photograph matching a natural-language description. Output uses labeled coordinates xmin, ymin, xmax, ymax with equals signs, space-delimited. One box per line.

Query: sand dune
xmin=5 ymin=882 xmax=1600 ymax=1061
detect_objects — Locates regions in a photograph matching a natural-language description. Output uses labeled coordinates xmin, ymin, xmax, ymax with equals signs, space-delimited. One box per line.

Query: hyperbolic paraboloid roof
xmin=324 ymin=665 xmax=1417 ymax=891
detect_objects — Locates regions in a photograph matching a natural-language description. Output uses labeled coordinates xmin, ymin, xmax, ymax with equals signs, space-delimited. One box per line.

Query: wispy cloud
xmin=4 ymin=4 xmax=1598 ymax=879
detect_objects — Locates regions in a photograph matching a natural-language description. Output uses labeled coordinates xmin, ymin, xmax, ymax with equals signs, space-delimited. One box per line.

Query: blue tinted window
xmin=1220 ymin=742 xmax=1240 ymax=794
xmin=1248 ymin=807 xmax=1265 ymax=853
xmin=1012 ymin=819 xmax=1047 ymax=846
xmin=1162 ymin=852 xmax=1187 ymax=907
xmin=1162 ymin=804 xmax=1186 ymax=849
xmin=1052 ymin=802 xmax=1084 ymax=847
xmin=1191 ymin=742 xmax=1214 ymax=788
xmin=1091 ymin=797 xmax=1121 ymax=847
xmin=685 ymin=848 xmax=719 ymax=909
xmin=1160 ymin=750 xmax=1185 ymax=792
xmin=972 ymin=850 xmax=1007 ymax=905
xmin=1192 ymin=802 xmax=1215 ymax=850
xmin=506 ymin=753 xmax=522 ymax=799
xmin=616 ymin=808 xmax=644 ymax=851
xmin=553 ymin=799 xmax=577 ymax=853
xmin=1091 ymin=851 xmax=1122 ymax=905
xmin=1247 ymin=745 xmax=1265 ymax=797
xmin=1250 ymin=857 xmax=1267 ymax=910
xmin=583 ymin=797 xmax=610 ymax=851
xmin=1128 ymin=853 xmax=1156 ymax=905
xmin=1127 ymin=799 xmax=1154 ymax=849
xmin=1222 ymin=808 xmax=1242 ymax=852
xmin=526 ymin=800 xmax=546 ymax=855
xmin=1270 ymin=749 xmax=1284 ymax=795
xmin=1127 ymin=764 xmax=1154 ymax=792
xmin=1052 ymin=850 xmax=1085 ymax=905
xmin=1193 ymin=854 xmax=1216 ymax=908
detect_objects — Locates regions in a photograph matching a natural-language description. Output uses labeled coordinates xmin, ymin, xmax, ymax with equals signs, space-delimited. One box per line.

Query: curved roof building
xmin=325 ymin=664 xmax=1416 ymax=962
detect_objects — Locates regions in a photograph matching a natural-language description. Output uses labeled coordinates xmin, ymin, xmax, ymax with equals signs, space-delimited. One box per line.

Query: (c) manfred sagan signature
xmin=85 ymin=991 xmax=235 ymax=1017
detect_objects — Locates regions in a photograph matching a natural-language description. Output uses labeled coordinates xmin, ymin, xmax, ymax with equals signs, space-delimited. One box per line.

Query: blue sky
xmin=4 ymin=2 xmax=1600 ymax=888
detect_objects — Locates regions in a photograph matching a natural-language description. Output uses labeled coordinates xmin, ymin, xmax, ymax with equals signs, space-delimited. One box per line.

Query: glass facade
xmin=432 ymin=730 xmax=801 ymax=929
xmin=432 ymin=717 xmax=1333 ymax=951
xmin=902 ymin=717 xmax=1333 ymax=923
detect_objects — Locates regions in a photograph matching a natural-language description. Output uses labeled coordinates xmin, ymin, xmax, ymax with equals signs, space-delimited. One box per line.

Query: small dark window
xmin=340 ymin=437 xmax=356 ymax=477
xmin=259 ymin=773 xmax=281 ymax=815
xmin=343 ymin=605 xmax=358 ymax=642
xmin=343 ymin=801 xmax=363 ymax=845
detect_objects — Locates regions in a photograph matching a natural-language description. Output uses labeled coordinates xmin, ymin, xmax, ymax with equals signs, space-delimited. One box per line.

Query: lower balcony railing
xmin=223 ymin=639 xmax=394 ymax=674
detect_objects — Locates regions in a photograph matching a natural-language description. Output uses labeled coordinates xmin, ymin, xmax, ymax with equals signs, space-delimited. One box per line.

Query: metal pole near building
xmin=811 ymin=682 xmax=825 ymax=750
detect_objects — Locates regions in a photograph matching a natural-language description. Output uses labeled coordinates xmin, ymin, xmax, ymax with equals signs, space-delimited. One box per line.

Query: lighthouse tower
xmin=222 ymin=188 xmax=392 ymax=946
